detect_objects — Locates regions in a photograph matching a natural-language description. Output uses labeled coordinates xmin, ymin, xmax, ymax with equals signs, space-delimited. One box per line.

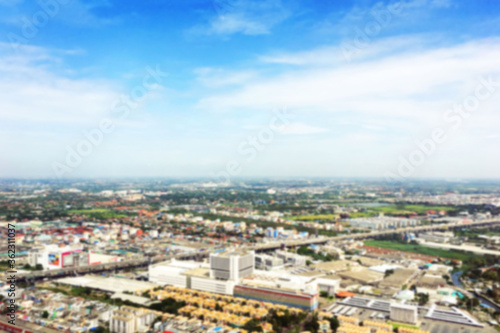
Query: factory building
xmin=234 ymin=271 xmax=319 ymax=311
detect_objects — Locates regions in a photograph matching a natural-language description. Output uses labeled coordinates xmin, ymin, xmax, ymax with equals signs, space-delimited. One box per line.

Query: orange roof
xmin=336 ymin=291 xmax=356 ymax=298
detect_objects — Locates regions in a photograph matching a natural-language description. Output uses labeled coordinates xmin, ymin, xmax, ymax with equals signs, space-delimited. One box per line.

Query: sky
xmin=1 ymin=0 xmax=500 ymax=180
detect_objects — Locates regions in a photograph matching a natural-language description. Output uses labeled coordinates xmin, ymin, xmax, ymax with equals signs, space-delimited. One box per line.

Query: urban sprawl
xmin=1 ymin=179 xmax=500 ymax=333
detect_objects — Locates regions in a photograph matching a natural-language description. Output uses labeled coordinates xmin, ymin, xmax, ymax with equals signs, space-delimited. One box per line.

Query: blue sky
xmin=1 ymin=0 xmax=500 ymax=179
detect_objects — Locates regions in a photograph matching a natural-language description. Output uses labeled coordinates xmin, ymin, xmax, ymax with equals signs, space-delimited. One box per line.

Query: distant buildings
xmin=347 ymin=217 xmax=419 ymax=230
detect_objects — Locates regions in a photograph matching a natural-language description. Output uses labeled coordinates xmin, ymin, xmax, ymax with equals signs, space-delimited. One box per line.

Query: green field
xmin=387 ymin=321 xmax=420 ymax=330
xmin=288 ymin=214 xmax=339 ymax=221
xmin=363 ymin=240 xmax=477 ymax=261
xmin=369 ymin=204 xmax=458 ymax=216
xmin=68 ymin=209 xmax=127 ymax=219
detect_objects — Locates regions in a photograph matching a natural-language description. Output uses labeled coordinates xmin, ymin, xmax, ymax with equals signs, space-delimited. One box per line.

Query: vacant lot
xmin=363 ymin=240 xmax=477 ymax=261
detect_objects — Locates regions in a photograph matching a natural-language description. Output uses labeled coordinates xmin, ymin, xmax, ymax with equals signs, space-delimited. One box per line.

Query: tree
xmin=42 ymin=311 xmax=49 ymax=318
xmin=329 ymin=317 xmax=340 ymax=332
xmin=482 ymin=270 xmax=499 ymax=281
xmin=304 ymin=314 xmax=319 ymax=333
xmin=242 ymin=318 xmax=263 ymax=332
xmin=417 ymin=293 xmax=429 ymax=306
xmin=385 ymin=269 xmax=395 ymax=278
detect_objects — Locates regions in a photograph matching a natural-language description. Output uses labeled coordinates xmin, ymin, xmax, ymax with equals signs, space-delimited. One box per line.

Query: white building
xmin=275 ymin=250 xmax=307 ymax=267
xmin=348 ymin=217 xmax=419 ymax=230
xmin=209 ymin=249 xmax=255 ymax=281
xmin=390 ymin=303 xmax=418 ymax=325
xmin=316 ymin=277 xmax=341 ymax=296
xmin=255 ymin=254 xmax=285 ymax=271
xmin=148 ymin=259 xmax=205 ymax=287
xmin=109 ymin=306 xmax=158 ymax=333
xmin=28 ymin=244 xmax=85 ymax=270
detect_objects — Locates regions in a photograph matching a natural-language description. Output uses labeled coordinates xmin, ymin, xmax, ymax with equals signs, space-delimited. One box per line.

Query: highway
xmin=11 ymin=218 xmax=500 ymax=282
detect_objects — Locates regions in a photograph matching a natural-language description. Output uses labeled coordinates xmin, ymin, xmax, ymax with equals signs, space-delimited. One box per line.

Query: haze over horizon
xmin=1 ymin=0 xmax=500 ymax=179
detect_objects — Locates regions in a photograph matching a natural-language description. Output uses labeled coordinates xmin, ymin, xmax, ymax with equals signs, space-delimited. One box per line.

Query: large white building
xmin=148 ymin=250 xmax=255 ymax=296
xmin=390 ymin=303 xmax=418 ymax=325
xmin=28 ymin=244 xmax=86 ymax=270
xmin=209 ymin=250 xmax=255 ymax=281
xmin=149 ymin=259 xmax=205 ymax=287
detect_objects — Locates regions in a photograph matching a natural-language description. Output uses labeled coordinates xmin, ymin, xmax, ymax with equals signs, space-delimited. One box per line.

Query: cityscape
xmin=1 ymin=179 xmax=500 ymax=333
xmin=1 ymin=0 xmax=500 ymax=333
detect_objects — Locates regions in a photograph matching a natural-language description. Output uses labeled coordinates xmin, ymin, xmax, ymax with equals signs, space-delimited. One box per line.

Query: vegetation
xmin=149 ymin=297 xmax=186 ymax=315
xmin=387 ymin=321 xmax=420 ymax=330
xmin=415 ymin=293 xmax=429 ymax=306
xmin=297 ymin=246 xmax=335 ymax=262
xmin=68 ymin=208 xmax=128 ymax=219
xmin=364 ymin=240 xmax=478 ymax=261
xmin=287 ymin=214 xmax=338 ymax=221
xmin=266 ymin=309 xmax=308 ymax=333
xmin=242 ymin=318 xmax=263 ymax=332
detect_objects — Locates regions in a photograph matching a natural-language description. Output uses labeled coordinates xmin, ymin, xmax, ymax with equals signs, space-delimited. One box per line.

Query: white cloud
xmin=280 ymin=122 xmax=328 ymax=135
xmin=194 ymin=67 xmax=258 ymax=88
xmin=0 ymin=43 xmax=120 ymax=124
xmin=193 ymin=0 xmax=290 ymax=36
xmin=198 ymin=37 xmax=500 ymax=129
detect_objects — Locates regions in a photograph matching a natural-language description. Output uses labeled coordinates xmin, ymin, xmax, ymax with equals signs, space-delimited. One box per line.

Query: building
xmin=255 ymin=254 xmax=285 ymax=271
xmin=316 ymin=276 xmax=341 ymax=296
xmin=347 ymin=217 xmax=419 ymax=230
xmin=337 ymin=267 xmax=384 ymax=285
xmin=29 ymin=244 xmax=86 ymax=270
xmin=418 ymin=232 xmax=454 ymax=243
xmin=149 ymin=259 xmax=205 ymax=287
xmin=109 ymin=306 xmax=159 ymax=333
xmin=363 ymin=320 xmax=392 ymax=332
xmin=390 ymin=303 xmax=418 ymax=325
xmin=185 ymin=267 xmax=235 ymax=295
xmin=275 ymin=250 xmax=307 ymax=267
xmin=234 ymin=271 xmax=319 ymax=310
xmin=210 ymin=250 xmax=255 ymax=281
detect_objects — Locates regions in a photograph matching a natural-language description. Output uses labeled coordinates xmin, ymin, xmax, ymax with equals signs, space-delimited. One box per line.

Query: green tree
xmin=329 ymin=317 xmax=340 ymax=332
xmin=42 ymin=311 xmax=49 ymax=318
xmin=243 ymin=318 xmax=263 ymax=332
xmin=304 ymin=314 xmax=319 ymax=333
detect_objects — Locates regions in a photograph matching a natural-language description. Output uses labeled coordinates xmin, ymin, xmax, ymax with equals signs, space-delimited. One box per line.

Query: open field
xmin=363 ymin=240 xmax=478 ymax=261
xmin=67 ymin=209 xmax=128 ymax=219
xmin=368 ymin=204 xmax=458 ymax=216
xmin=288 ymin=214 xmax=339 ymax=221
